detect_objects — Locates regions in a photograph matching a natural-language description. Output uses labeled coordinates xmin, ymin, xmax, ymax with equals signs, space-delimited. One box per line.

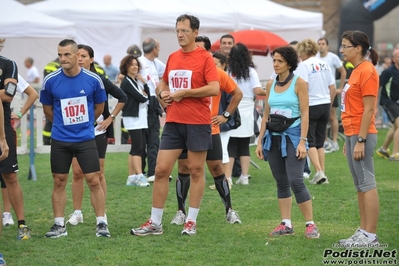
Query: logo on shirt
xmin=80 ymin=90 xmax=85 ymax=94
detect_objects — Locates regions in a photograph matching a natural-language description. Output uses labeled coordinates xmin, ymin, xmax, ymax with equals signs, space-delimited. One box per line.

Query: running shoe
xmin=389 ymin=153 xmax=399 ymax=161
xmin=2 ymin=212 xmax=14 ymax=226
xmin=270 ymin=222 xmax=294 ymax=236
xmin=226 ymin=209 xmax=241 ymax=224
xmin=0 ymin=253 xmax=6 ymax=266
xmin=376 ymin=147 xmax=390 ymax=159
xmin=235 ymin=175 xmax=249 ymax=185
xmin=17 ymin=224 xmax=31 ymax=240
xmin=181 ymin=220 xmax=196 ymax=236
xmin=66 ymin=212 xmax=83 ymax=225
xmin=130 ymin=219 xmax=163 ymax=236
xmin=171 ymin=210 xmax=186 ymax=225
xmin=126 ymin=175 xmax=139 ymax=186
xmin=309 ymin=171 xmax=327 ymax=184
xmin=350 ymin=233 xmax=380 ymax=248
xmin=45 ymin=224 xmax=67 ymax=238
xmin=338 ymin=228 xmax=363 ymax=245
xmin=305 ymin=223 xmax=320 ymax=239
xmin=96 ymin=222 xmax=111 ymax=237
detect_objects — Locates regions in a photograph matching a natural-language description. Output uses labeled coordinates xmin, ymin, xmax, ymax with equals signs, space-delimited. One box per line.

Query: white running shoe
xmin=147 ymin=175 xmax=173 ymax=182
xmin=235 ymin=175 xmax=249 ymax=185
xmin=309 ymin=171 xmax=327 ymax=184
xmin=226 ymin=209 xmax=241 ymax=224
xmin=2 ymin=212 xmax=15 ymax=226
xmin=137 ymin=174 xmax=150 ymax=187
xmin=126 ymin=175 xmax=139 ymax=186
xmin=67 ymin=212 xmax=83 ymax=225
xmin=170 ymin=210 xmax=186 ymax=225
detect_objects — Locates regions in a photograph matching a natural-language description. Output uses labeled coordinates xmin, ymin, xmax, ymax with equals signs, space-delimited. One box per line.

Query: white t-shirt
xmin=316 ymin=52 xmax=343 ymax=78
xmin=229 ymin=67 xmax=261 ymax=99
xmin=26 ymin=66 xmax=40 ymax=83
xmin=17 ymin=74 xmax=29 ymax=93
xmin=295 ymin=56 xmax=335 ymax=106
xmin=139 ymin=55 xmax=166 ymax=97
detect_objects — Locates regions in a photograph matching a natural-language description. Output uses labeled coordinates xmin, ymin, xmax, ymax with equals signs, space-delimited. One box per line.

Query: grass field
xmin=1 ymin=129 xmax=398 ymax=266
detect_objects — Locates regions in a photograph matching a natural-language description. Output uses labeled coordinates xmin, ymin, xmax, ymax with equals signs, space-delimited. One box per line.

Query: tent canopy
xmin=0 ymin=0 xmax=75 ymax=38
xmin=25 ymin=0 xmax=323 ymax=80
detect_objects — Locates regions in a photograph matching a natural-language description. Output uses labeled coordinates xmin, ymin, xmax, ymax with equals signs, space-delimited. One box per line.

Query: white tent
xmin=26 ymin=0 xmax=323 ymax=80
xmin=0 ymin=0 xmax=76 ymax=82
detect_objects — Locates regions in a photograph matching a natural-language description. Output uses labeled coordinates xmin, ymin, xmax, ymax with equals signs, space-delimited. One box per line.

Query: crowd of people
xmin=1 ymin=13 xmax=398 ymax=264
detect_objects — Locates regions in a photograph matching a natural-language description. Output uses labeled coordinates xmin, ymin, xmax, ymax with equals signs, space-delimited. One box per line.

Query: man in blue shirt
xmin=40 ymin=39 xmax=110 ymax=238
xmin=103 ymin=54 xmax=119 ymax=82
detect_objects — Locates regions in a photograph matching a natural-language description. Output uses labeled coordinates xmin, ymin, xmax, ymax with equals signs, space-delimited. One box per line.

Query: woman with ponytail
xmin=338 ymin=30 xmax=380 ymax=246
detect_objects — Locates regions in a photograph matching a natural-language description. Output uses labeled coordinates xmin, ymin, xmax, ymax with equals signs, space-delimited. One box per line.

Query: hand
xmin=136 ymin=74 xmax=146 ymax=84
xmin=353 ymin=142 xmax=365 ymax=161
xmin=11 ymin=112 xmax=20 ymax=120
xmin=296 ymin=142 xmax=307 ymax=160
xmin=0 ymin=138 xmax=9 ymax=161
xmin=170 ymin=90 xmax=186 ymax=102
xmin=96 ymin=118 xmax=112 ymax=132
xmin=255 ymin=143 xmax=264 ymax=160
xmin=160 ymin=91 xmax=173 ymax=104
xmin=211 ymin=115 xmax=228 ymax=126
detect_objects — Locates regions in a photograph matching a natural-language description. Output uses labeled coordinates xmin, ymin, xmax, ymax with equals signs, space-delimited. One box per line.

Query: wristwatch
xmin=222 ymin=111 xmax=230 ymax=119
xmin=357 ymin=137 xmax=366 ymax=143
xmin=110 ymin=114 xmax=115 ymax=120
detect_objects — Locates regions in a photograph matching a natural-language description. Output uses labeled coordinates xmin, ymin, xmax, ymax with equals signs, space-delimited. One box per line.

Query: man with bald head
xmin=138 ymin=38 xmax=166 ymax=181
xmin=102 ymin=54 xmax=119 ymax=82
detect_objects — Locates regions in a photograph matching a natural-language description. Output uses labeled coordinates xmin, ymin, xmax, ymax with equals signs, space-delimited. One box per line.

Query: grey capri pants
xmin=267 ymin=135 xmax=311 ymax=203
xmin=345 ymin=134 xmax=377 ymax=192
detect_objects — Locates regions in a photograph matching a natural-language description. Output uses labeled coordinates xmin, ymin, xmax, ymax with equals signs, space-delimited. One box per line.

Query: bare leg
xmin=298 ymin=200 xmax=314 ymax=221
xmin=308 ymin=147 xmax=322 ymax=172
xmin=381 ymin=127 xmax=394 ymax=150
xmin=152 ymin=149 xmax=182 ymax=208
xmin=239 ymin=155 xmax=250 ymax=176
xmin=2 ymin=173 xmax=24 ymax=220
xmin=278 ymin=197 xmax=292 ymax=220
xmin=52 ymin=173 xmax=69 ymax=217
xmin=85 ymin=172 xmax=105 ymax=217
xmin=71 ymin=158 xmax=84 ymax=211
xmin=359 ymin=189 xmax=379 ymax=233
xmin=1 ymin=187 xmax=12 ymax=213
xmin=187 ymin=150 xmax=207 ymax=208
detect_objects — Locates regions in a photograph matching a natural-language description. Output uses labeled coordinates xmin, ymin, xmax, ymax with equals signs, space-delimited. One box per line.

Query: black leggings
xmin=267 ymin=136 xmax=311 ymax=204
xmin=128 ymin=129 xmax=145 ymax=156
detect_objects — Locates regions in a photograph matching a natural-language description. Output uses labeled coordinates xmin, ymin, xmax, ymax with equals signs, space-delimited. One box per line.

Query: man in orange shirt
xmin=131 ymin=14 xmax=220 ymax=237
xmin=170 ymin=36 xmax=243 ymax=226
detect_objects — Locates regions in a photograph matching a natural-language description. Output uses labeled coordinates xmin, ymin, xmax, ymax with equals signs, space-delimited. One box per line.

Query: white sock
xmin=150 ymin=207 xmax=163 ymax=225
xmin=380 ymin=147 xmax=387 ymax=152
xmin=306 ymin=221 xmax=314 ymax=226
xmin=96 ymin=216 xmax=106 ymax=225
xmin=282 ymin=219 xmax=292 ymax=228
xmin=359 ymin=228 xmax=366 ymax=234
xmin=365 ymin=231 xmax=376 ymax=240
xmin=186 ymin=207 xmax=200 ymax=223
xmin=55 ymin=217 xmax=65 ymax=226
xmin=74 ymin=210 xmax=82 ymax=215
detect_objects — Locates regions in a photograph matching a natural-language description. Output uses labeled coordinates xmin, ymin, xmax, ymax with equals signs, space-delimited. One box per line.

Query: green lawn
xmin=1 ymin=129 xmax=398 ymax=266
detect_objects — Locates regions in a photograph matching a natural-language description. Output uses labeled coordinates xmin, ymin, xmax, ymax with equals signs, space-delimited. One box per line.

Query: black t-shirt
xmin=0 ymin=56 xmax=18 ymax=126
xmin=380 ymin=65 xmax=399 ymax=104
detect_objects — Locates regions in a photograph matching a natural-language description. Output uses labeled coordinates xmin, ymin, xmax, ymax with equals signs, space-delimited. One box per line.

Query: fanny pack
xmin=266 ymin=114 xmax=299 ymax=133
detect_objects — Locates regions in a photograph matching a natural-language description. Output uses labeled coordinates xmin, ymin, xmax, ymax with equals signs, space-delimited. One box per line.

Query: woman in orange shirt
xmin=339 ymin=30 xmax=380 ymax=247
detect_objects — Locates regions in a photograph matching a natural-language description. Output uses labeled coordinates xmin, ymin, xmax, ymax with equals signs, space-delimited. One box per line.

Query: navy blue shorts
xmin=160 ymin=122 xmax=212 ymax=152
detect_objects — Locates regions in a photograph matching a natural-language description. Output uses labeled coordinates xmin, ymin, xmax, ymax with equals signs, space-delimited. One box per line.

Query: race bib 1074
xmin=60 ymin=96 xmax=89 ymax=126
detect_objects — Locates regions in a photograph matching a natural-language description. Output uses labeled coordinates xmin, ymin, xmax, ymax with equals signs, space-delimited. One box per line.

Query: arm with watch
xmin=351 ymin=95 xmax=376 ymax=161
xmin=12 ymin=82 xmax=39 ymax=120
xmin=212 ymin=85 xmax=243 ymax=126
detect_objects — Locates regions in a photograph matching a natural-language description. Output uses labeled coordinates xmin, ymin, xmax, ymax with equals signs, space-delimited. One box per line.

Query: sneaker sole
xmin=130 ymin=229 xmax=163 ymax=236
xmin=96 ymin=233 xmax=111 ymax=237
xmin=227 ymin=220 xmax=242 ymax=224
xmin=306 ymin=233 xmax=320 ymax=239
xmin=66 ymin=220 xmax=83 ymax=226
xmin=181 ymin=231 xmax=196 ymax=236
xmin=45 ymin=232 xmax=68 ymax=238
xmin=18 ymin=235 xmax=31 ymax=240
xmin=316 ymin=177 xmax=327 ymax=184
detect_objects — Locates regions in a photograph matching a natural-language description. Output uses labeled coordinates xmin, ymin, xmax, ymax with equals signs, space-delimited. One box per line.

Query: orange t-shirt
xmin=341 ymin=61 xmax=378 ymax=136
xmin=210 ymin=68 xmax=237 ymax=135
xmin=162 ymin=47 xmax=219 ymax=125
